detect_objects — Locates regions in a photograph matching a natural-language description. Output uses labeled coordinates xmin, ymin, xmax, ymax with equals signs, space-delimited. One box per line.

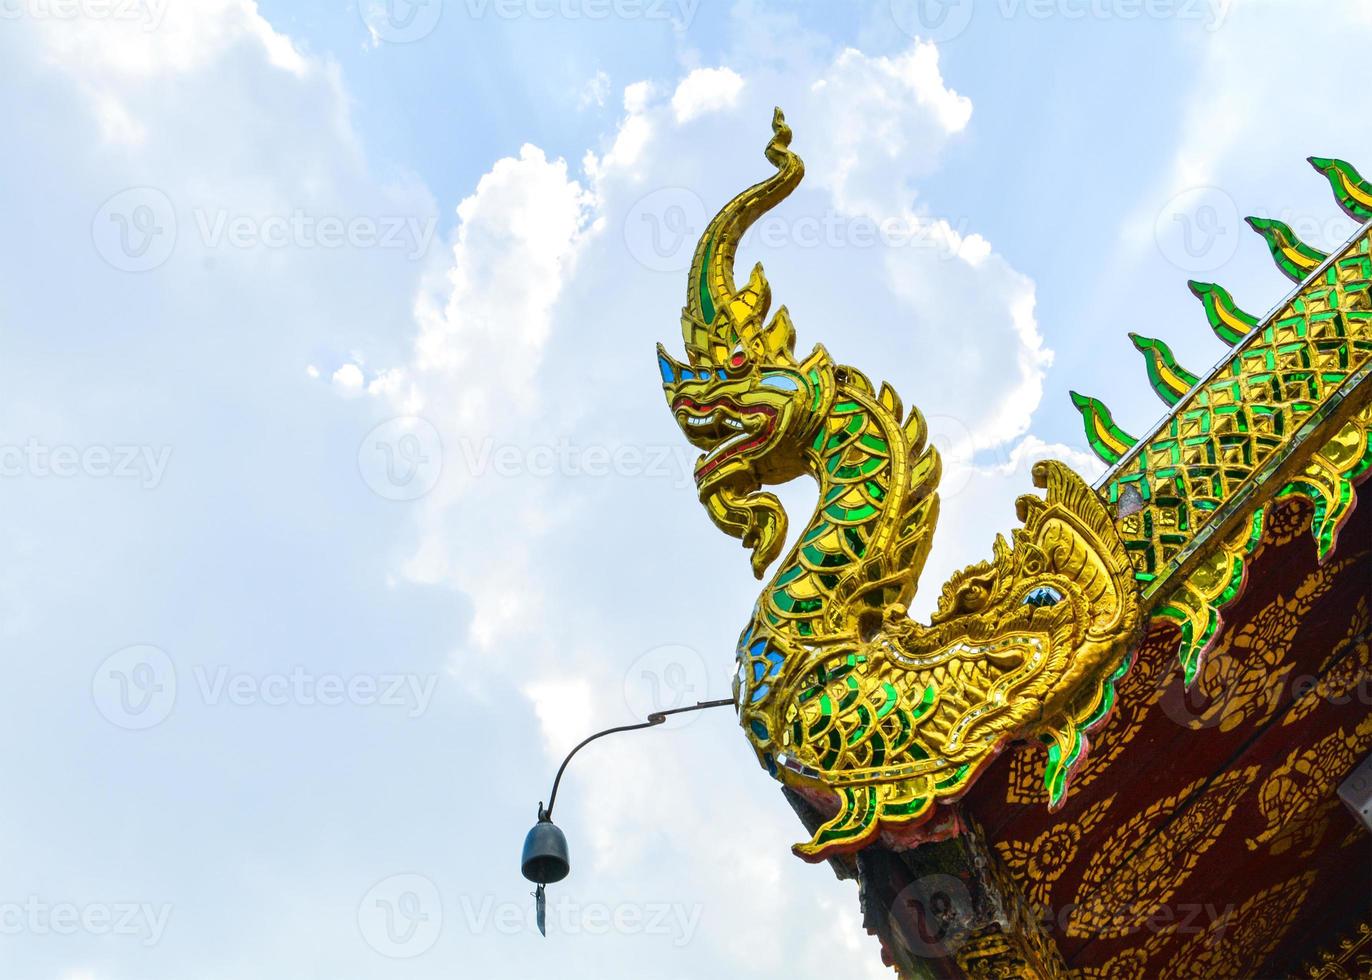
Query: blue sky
xmin=0 ymin=1 xmax=1369 ymax=978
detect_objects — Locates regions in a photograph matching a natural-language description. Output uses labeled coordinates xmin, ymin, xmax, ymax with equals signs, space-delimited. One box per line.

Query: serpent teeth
xmin=723 ymin=418 xmax=745 ymax=430
xmin=686 ymin=413 xmax=717 ymax=427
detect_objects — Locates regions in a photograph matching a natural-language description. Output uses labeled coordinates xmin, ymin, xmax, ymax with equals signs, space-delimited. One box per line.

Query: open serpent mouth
xmin=672 ymin=397 xmax=778 ymax=481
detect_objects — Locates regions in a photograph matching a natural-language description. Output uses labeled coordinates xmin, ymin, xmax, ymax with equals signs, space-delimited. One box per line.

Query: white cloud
xmin=1119 ymin=0 xmax=1372 ymax=257
xmin=981 ymin=434 xmax=1104 ymax=482
xmin=587 ymin=94 xmax=654 ymax=179
xmin=524 ymin=677 xmax=595 ymax=757
xmin=624 ymin=79 xmax=654 ymax=113
xmin=807 ymin=43 xmax=971 ymax=215
xmin=798 ymin=44 xmax=1050 ymax=453
xmin=330 ymin=362 xmax=364 ymax=395
xmin=382 ymin=143 xmax=594 ymax=657
xmin=671 ymin=66 xmax=745 ymax=123
xmin=30 ymin=0 xmax=309 ymax=145
xmin=578 ymin=68 xmax=612 ymax=110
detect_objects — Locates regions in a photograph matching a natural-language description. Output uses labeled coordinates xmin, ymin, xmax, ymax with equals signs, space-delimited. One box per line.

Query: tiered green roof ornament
xmin=1071 ymin=155 xmax=1372 ymax=686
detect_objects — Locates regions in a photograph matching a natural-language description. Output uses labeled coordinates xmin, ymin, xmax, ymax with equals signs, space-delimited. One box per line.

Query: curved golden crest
xmin=658 ymin=111 xmax=1144 ymax=862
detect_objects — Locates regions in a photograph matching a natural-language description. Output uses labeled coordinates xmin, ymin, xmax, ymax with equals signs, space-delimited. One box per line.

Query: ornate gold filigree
xmin=1075 ymin=870 xmax=1317 ymax=979
xmin=1066 ymin=765 xmax=1258 ymax=939
xmin=996 ymin=794 xmax=1117 ymax=907
xmin=1284 ymin=595 xmax=1371 ymax=727
xmin=657 ymin=111 xmax=1143 ymax=861
xmin=1006 ymin=636 xmax=1166 ymax=804
xmin=1178 ymin=556 xmax=1355 ymax=733
xmin=1157 ymin=870 xmax=1317 ymax=980
xmin=1247 ymin=715 xmax=1372 ymax=856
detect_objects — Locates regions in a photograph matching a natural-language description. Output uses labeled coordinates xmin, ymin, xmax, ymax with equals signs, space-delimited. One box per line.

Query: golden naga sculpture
xmin=657 ymin=109 xmax=1144 ymax=861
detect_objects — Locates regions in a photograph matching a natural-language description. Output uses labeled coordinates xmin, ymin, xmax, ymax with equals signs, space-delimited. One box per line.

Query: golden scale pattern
xmin=1067 ymin=156 xmax=1372 ymax=692
xmin=1102 ymin=228 xmax=1371 ymax=589
xmin=1102 ymin=216 xmax=1372 ymax=687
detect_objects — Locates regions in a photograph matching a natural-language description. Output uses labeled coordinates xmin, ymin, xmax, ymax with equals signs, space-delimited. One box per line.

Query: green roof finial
xmin=1069 ymin=391 xmax=1138 ymax=465
xmin=1309 ymin=157 xmax=1372 ymax=221
xmin=1246 ymin=216 xmax=1328 ymax=283
xmin=1188 ymin=281 xmax=1256 ymax=346
xmin=1130 ymin=334 xmax=1199 ymax=407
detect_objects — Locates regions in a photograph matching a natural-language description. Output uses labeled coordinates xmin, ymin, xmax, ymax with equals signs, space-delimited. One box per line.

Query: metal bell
xmin=521 ymin=817 xmax=570 ymax=885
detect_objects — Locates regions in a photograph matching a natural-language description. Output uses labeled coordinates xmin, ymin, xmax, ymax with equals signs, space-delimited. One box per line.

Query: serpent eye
xmin=1022 ymin=586 xmax=1064 ymax=608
